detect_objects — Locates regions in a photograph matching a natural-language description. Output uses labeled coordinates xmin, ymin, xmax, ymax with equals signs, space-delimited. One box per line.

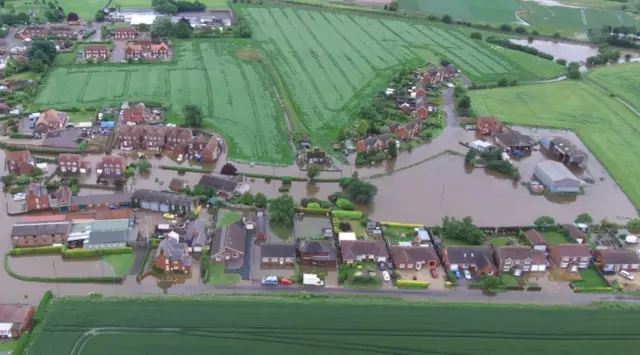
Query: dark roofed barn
xmin=494 ymin=129 xmax=536 ymax=152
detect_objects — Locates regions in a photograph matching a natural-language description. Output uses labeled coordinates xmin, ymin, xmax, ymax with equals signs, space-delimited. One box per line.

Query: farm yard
xmin=468 ymin=79 xmax=640 ymax=208
xmin=27 ymin=296 xmax=640 ymax=355
xmin=33 ymin=39 xmax=294 ymax=165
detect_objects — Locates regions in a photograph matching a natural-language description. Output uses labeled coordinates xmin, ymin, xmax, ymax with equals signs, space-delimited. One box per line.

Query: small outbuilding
xmin=494 ymin=129 xmax=536 ymax=152
xmin=540 ymin=136 xmax=588 ymax=166
xmin=533 ymin=160 xmax=582 ymax=193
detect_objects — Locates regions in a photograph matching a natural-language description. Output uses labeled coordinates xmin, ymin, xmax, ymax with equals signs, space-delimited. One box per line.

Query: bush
xmin=159 ymin=165 xmax=212 ymax=173
xmin=396 ymin=280 xmax=429 ymax=288
xmin=33 ymin=290 xmax=54 ymax=323
xmin=307 ymin=202 xmax=321 ymax=209
xmin=556 ymin=58 xmax=567 ymax=66
xmin=335 ymin=198 xmax=355 ymax=211
xmin=381 ymin=222 xmax=424 ymax=228
xmin=9 ymin=133 xmax=34 ymax=139
xmin=332 ymin=210 xmax=363 ymax=220
xmin=9 ymin=246 xmax=62 ymax=255
xmin=470 ymin=32 xmax=482 ymax=40
xmin=62 ymin=247 xmax=133 ymax=258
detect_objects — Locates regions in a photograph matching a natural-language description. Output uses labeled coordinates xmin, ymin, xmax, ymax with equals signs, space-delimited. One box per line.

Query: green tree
xmin=27 ymin=40 xmax=57 ymax=65
xmin=254 ymin=192 xmax=268 ymax=208
xmin=388 ymin=140 xmax=397 ymax=158
xmin=268 ymin=194 xmax=294 ymax=228
xmin=343 ymin=179 xmax=378 ymax=204
xmin=534 ymin=216 xmax=556 ymax=226
xmin=183 ymin=105 xmax=203 ymax=127
xmin=470 ymin=32 xmax=482 ymax=40
xmin=94 ymin=10 xmax=105 ymax=22
xmin=151 ymin=16 xmax=173 ymax=38
xmin=172 ymin=20 xmax=193 ymax=38
xmin=627 ymin=218 xmax=640 ymax=231
xmin=137 ymin=159 xmax=151 ymax=173
xmin=239 ymin=191 xmax=254 ymax=205
xmin=442 ymin=14 xmax=452 ymax=23
xmin=137 ymin=23 xmax=151 ymax=32
xmin=575 ymin=213 xmax=593 ymax=224
xmin=480 ymin=275 xmax=505 ymax=290
xmin=441 ymin=216 xmax=484 ymax=245
xmin=457 ymin=95 xmax=471 ymax=116
xmin=307 ymin=164 xmax=322 ymax=181
xmin=78 ymin=140 xmax=88 ymax=153
xmin=497 ymin=78 xmax=509 ymax=87
xmin=336 ymin=198 xmax=354 ymax=210
xmin=465 ymin=149 xmax=477 ymax=164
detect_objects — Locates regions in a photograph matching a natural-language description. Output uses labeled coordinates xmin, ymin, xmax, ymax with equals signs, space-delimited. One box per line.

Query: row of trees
xmin=4 ymin=40 xmax=58 ymax=77
xmin=152 ymin=0 xmax=206 ymax=14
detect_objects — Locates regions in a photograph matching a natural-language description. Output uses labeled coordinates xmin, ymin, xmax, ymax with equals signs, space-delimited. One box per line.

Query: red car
xmin=430 ymin=268 xmax=438 ymax=278
xmin=280 ymin=278 xmax=293 ymax=285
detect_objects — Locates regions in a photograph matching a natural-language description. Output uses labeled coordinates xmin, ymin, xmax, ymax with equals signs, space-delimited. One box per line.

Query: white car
xmin=176 ymin=154 xmax=184 ymax=162
xmin=13 ymin=193 xmax=25 ymax=201
xmin=382 ymin=270 xmax=390 ymax=282
xmin=166 ymin=123 xmax=177 ymax=128
xmin=620 ymin=270 xmax=635 ymax=281
xmin=463 ymin=270 xmax=472 ymax=280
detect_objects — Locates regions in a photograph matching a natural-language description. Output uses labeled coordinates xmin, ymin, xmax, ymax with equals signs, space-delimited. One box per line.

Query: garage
xmin=159 ymin=204 xmax=170 ymax=212
xmin=449 ymin=264 xmax=458 ymax=271
xmin=141 ymin=201 xmax=151 ymax=209
xmin=132 ymin=190 xmax=195 ymax=213
xmin=149 ymin=202 xmax=159 ymax=211
xmin=531 ymin=265 xmax=546 ymax=272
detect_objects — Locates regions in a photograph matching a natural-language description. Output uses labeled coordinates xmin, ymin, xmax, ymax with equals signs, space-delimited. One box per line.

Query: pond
xmin=509 ymin=39 xmax=598 ymax=62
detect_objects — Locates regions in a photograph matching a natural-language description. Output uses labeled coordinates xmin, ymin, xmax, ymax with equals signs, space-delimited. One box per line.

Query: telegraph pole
xmin=52 ymin=262 xmax=60 ymax=295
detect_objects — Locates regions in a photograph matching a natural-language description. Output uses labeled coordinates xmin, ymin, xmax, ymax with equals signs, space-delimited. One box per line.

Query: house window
xmin=399 ymin=264 xmax=405 ymax=269
xmin=407 ymin=264 xmax=414 ymax=269
xmin=262 ymin=258 xmax=269 ymax=263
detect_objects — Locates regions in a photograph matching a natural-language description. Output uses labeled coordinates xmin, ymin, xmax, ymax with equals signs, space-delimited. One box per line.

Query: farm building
xmin=540 ymin=137 xmax=588 ymax=166
xmin=82 ymin=219 xmax=132 ymax=250
xmin=494 ymin=129 xmax=535 ymax=152
xmin=533 ymin=161 xmax=582 ymax=193
xmin=475 ymin=116 xmax=504 ymax=135
xmin=0 ymin=304 xmax=34 ymax=339
xmin=132 ymin=190 xmax=195 ymax=213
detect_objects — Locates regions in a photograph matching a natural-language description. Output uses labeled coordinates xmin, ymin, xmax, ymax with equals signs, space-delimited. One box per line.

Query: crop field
xmin=587 ymin=63 xmax=640 ymax=113
xmin=2 ymin=0 xmax=106 ymax=20
xmin=116 ymin=0 xmax=230 ymax=8
xmin=241 ymin=5 xmax=564 ymax=148
xmin=398 ymin=0 xmax=523 ymax=24
xmin=27 ymin=296 xmax=640 ymax=355
xmin=34 ymin=40 xmax=293 ymax=165
xmin=469 ymin=80 xmax=640 ymax=207
xmin=521 ymin=2 xmax=640 ymax=31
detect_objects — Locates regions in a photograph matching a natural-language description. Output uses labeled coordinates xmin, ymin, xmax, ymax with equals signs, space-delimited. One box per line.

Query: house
xmin=5 ymin=150 xmax=34 ymax=175
xmin=565 ymin=224 xmax=587 ymax=244
xmin=255 ymin=208 xmax=267 ymax=241
xmin=49 ymin=26 xmax=76 ymax=38
xmin=83 ymin=219 xmax=131 ymax=250
xmin=25 ymin=183 xmax=49 ymax=212
xmin=125 ymin=41 xmax=170 ymax=60
xmin=524 ymin=229 xmax=547 ymax=251
xmin=96 ymin=156 xmax=126 ymax=179
xmin=389 ymin=246 xmax=439 ymax=269
xmin=494 ymin=246 xmax=547 ymax=273
xmin=540 ymin=136 xmax=588 ymax=166
xmin=165 ymin=127 xmax=192 ymax=151
xmin=413 ymin=79 xmax=427 ymax=98
xmin=549 ymin=244 xmax=590 ymax=271
xmin=594 ymin=249 xmax=640 ymax=272
xmin=475 ymin=116 xmax=504 ymax=135
xmin=132 ymin=189 xmax=195 ymax=213
xmin=424 ymin=67 xmax=441 ymax=84
xmin=185 ymin=136 xmax=220 ymax=163
xmin=10 ymin=221 xmax=71 ymax=247
xmin=300 ymin=135 xmax=311 ymax=149
xmin=117 ymin=125 xmax=144 ymax=149
xmin=355 ymin=134 xmax=390 ymax=153
xmin=198 ymin=175 xmax=240 ymax=195
xmin=0 ymin=103 xmax=10 ymax=115
xmin=84 ymin=45 xmax=109 ymax=60
xmin=58 ymin=154 xmax=90 ymax=175
xmin=113 ymin=27 xmax=137 ymax=40
xmin=49 ymin=186 xmax=72 ymax=212
xmin=185 ymin=219 xmax=207 ymax=252
xmin=260 ymin=243 xmax=296 ymax=266
xmin=439 ymin=66 xmax=456 ymax=80
xmin=18 ymin=26 xmax=48 ymax=39
xmin=67 ymin=193 xmax=132 ymax=211
xmin=140 ymin=125 xmax=167 ymax=151
xmin=34 ymin=110 xmax=67 ymax=134
xmin=155 ymin=235 xmax=191 ymax=273
xmin=414 ymin=96 xmax=428 ymax=120
xmin=169 ymin=178 xmax=188 ymax=191
xmin=339 ymin=240 xmax=388 ymax=264
xmin=211 ymin=220 xmax=247 ymax=264
xmin=298 ymin=239 xmax=337 ymax=266
xmin=395 ymin=119 xmax=423 ymax=140
xmin=122 ymin=103 xmax=148 ymax=125
xmin=494 ymin=129 xmax=536 ymax=152
xmin=533 ymin=160 xmax=582 ymax=193
xmin=0 ymin=304 xmax=34 ymax=339
xmin=441 ymin=246 xmax=497 ymax=274
xmin=306 ymin=149 xmax=331 ymax=165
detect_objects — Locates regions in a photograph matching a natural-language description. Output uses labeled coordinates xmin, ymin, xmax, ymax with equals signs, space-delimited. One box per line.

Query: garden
xmin=338 ymin=262 xmax=381 ymax=289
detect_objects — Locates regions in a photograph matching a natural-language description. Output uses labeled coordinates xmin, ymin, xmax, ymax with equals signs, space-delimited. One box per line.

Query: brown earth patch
xmin=236 ymin=49 xmax=264 ymax=61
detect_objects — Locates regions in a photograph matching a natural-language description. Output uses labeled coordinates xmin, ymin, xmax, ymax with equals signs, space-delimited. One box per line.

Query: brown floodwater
xmin=508 ymin=39 xmax=598 ymax=62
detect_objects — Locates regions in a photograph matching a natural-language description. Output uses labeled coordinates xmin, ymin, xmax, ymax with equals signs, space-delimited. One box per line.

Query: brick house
xmin=5 ymin=150 xmax=34 ymax=175
xmin=49 ymin=26 xmax=76 ymax=38
xmin=439 ymin=66 xmax=455 ymax=80
xmin=122 ymin=103 xmax=146 ymax=125
xmin=10 ymin=221 xmax=71 ymax=247
xmin=141 ymin=125 xmax=167 ymax=151
xmin=17 ymin=26 xmax=48 ymax=39
xmin=0 ymin=304 xmax=35 ymax=339
xmin=395 ymin=119 xmax=423 ymax=140
xmin=58 ymin=154 xmax=90 ymax=175
xmin=155 ymin=236 xmax=191 ymax=273
xmin=260 ymin=243 xmax=296 ymax=267
xmin=84 ymin=45 xmax=109 ymax=60
xmin=298 ymin=239 xmax=337 ymax=266
xmin=211 ymin=220 xmax=247 ymax=264
xmin=475 ymin=116 xmax=504 ymax=135
xmin=169 ymin=178 xmax=189 ymax=191
xmin=34 ymin=110 xmax=67 ymax=134
xmin=549 ymin=244 xmax=590 ymax=272
xmin=389 ymin=245 xmax=439 ymax=269
xmin=424 ymin=68 xmax=441 ymax=84
xmin=184 ymin=135 xmax=209 ymax=157
xmin=49 ymin=186 xmax=72 ymax=212
xmin=441 ymin=246 xmax=496 ymax=274
xmin=125 ymin=42 xmax=170 ymax=60
xmin=117 ymin=125 xmax=144 ymax=149
xmin=96 ymin=156 xmax=126 ymax=179
xmin=594 ymin=249 xmax=640 ymax=272
xmin=523 ymin=229 xmax=547 ymax=251
xmin=565 ymin=224 xmax=587 ymax=244
xmin=165 ymin=127 xmax=192 ymax=152
xmin=414 ymin=96 xmax=428 ymax=120
xmin=25 ymin=183 xmax=49 ymax=212
xmin=113 ymin=27 xmax=137 ymax=40
xmin=414 ymin=79 xmax=427 ymax=98
xmin=494 ymin=246 xmax=547 ymax=273
xmin=340 ymin=240 xmax=388 ymax=264
xmin=355 ymin=134 xmax=390 ymax=153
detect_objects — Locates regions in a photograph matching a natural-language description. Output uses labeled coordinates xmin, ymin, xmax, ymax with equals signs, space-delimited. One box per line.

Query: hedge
xmin=573 ymin=287 xmax=614 ymax=293
xmin=62 ymin=247 xmax=133 ymax=258
xmin=331 ymin=210 xmax=363 ymax=220
xmin=9 ymin=133 xmax=34 ymax=139
xmin=396 ymin=280 xmax=429 ymax=288
xmin=313 ymin=178 xmax=341 ymax=183
xmin=13 ymin=330 xmax=30 ymax=355
xmin=9 ymin=246 xmax=63 ymax=256
xmin=4 ymin=253 xmax=124 ymax=283
xmin=294 ymin=207 xmax=331 ymax=215
xmin=33 ymin=290 xmax=53 ymax=323
xmin=381 ymin=222 xmax=425 ymax=228
xmin=149 ymin=238 xmax=161 ymax=248
xmin=469 ymin=282 xmax=484 ymax=289
xmin=240 ymin=173 xmax=308 ymax=182
xmin=82 ymin=30 xmax=96 ymax=39
xmin=159 ymin=165 xmax=212 ymax=173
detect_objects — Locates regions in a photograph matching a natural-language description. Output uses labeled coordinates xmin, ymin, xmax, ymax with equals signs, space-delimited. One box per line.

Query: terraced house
xmin=96 ymin=156 xmax=126 ymax=179
xmin=117 ymin=125 xmax=144 ymax=149
xmin=141 ymin=125 xmax=167 ymax=151
xmin=183 ymin=135 xmax=221 ymax=163
xmin=49 ymin=26 xmax=76 ymax=38
xmin=113 ymin=27 xmax=137 ymax=40
xmin=165 ymin=127 xmax=192 ymax=151
xmin=17 ymin=26 xmax=48 ymax=39
xmin=58 ymin=154 xmax=90 ymax=175
xmin=125 ymin=42 xmax=170 ymax=60
xmin=5 ymin=150 xmax=34 ymax=175
xmin=84 ymin=45 xmax=109 ymax=60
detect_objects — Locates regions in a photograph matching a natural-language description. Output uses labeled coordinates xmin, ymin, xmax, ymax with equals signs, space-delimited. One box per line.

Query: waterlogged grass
xmin=103 ymin=254 xmax=135 ymax=277
xmin=26 ymin=296 xmax=640 ymax=355
xmin=34 ymin=39 xmax=293 ymax=165
xmin=469 ymin=80 xmax=640 ymax=208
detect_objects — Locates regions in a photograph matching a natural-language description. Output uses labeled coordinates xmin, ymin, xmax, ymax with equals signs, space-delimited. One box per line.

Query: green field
xmin=27 ymin=296 xmax=640 ymax=355
xmin=34 ymin=39 xmax=293 ymax=165
xmin=521 ymin=2 xmax=640 ymax=33
xmin=3 ymin=0 xmax=105 ymax=20
xmin=398 ymin=0 xmax=523 ymax=24
xmin=587 ymin=63 xmax=640 ymax=113
xmin=469 ymin=79 xmax=640 ymax=207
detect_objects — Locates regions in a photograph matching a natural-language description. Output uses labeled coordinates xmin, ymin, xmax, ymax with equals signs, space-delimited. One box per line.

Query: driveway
xmin=397 ymin=266 xmax=447 ymax=290
xmin=250 ymin=244 xmax=295 ymax=281
xmin=129 ymin=245 xmax=148 ymax=275
xmin=442 ymin=87 xmax=458 ymax=128
xmin=110 ymin=41 xmax=127 ymax=63
xmin=533 ymin=274 xmax=573 ymax=295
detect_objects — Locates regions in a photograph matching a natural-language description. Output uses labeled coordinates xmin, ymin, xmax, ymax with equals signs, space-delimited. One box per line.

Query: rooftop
xmin=132 ymin=190 xmax=194 ymax=206
xmin=495 ymin=129 xmax=535 ymax=148
xmin=70 ymin=193 xmax=133 ymax=206
xmin=11 ymin=221 xmax=70 ymax=237
xmin=534 ymin=160 xmax=580 ymax=182
xmin=260 ymin=243 xmax=295 ymax=258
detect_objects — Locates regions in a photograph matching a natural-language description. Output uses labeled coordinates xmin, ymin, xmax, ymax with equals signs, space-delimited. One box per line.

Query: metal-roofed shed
xmin=533 ymin=160 xmax=582 ymax=193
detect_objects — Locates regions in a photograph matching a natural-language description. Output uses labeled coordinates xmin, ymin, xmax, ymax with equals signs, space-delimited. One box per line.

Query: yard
xmin=55 ymin=43 xmax=116 ymax=66
xmin=544 ymin=231 xmax=571 ymax=245
xmin=216 ymin=210 xmax=242 ymax=228
xmin=488 ymin=236 xmax=519 ymax=247
xmin=469 ymin=79 xmax=640 ymax=209
xmin=577 ymin=267 xmax=610 ymax=288
xmin=205 ymin=262 xmax=241 ymax=286
xmin=103 ymin=253 xmax=135 ymax=277
xmin=383 ymin=226 xmax=416 ymax=243
xmin=338 ymin=262 xmax=381 ymax=289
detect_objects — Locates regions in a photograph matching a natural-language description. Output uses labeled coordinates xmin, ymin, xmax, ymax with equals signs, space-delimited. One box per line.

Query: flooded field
xmin=509 ymin=39 xmax=598 ymax=62
xmin=294 ymin=215 xmax=331 ymax=239
xmin=8 ymin=255 xmax=114 ymax=277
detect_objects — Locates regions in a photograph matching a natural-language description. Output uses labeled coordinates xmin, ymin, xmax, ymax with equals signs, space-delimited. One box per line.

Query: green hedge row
xmin=9 ymin=246 xmax=63 ymax=256
xmin=33 ymin=290 xmax=53 ymax=324
xmin=159 ymin=165 xmax=212 ymax=173
xmin=13 ymin=330 xmax=31 ymax=355
xmin=331 ymin=210 xmax=363 ymax=220
xmin=240 ymin=172 xmax=308 ymax=182
xmin=62 ymin=247 xmax=133 ymax=258
xmin=4 ymin=253 xmax=124 ymax=283
xmin=313 ymin=178 xmax=341 ymax=183
xmin=294 ymin=207 xmax=331 ymax=215
xmin=9 ymin=133 xmax=34 ymax=139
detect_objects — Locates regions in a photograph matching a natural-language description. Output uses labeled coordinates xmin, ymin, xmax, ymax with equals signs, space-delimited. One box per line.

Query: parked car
xmin=163 ymin=213 xmax=175 ymax=220
xmin=280 ymin=278 xmax=293 ymax=285
xmin=108 ymin=205 xmax=118 ymax=210
xmin=378 ymin=261 xmax=387 ymax=271
xmin=13 ymin=193 xmax=25 ymax=201
xmin=382 ymin=270 xmax=390 ymax=282
xmin=602 ymin=269 xmax=616 ymax=276
xmin=454 ymin=270 xmax=461 ymax=279
xmin=620 ymin=270 xmax=635 ymax=281
xmin=463 ymin=270 xmax=472 ymax=280
xmin=176 ymin=154 xmax=184 ymax=162
xmin=430 ymin=268 xmax=438 ymax=278
xmin=261 ymin=276 xmax=278 ymax=286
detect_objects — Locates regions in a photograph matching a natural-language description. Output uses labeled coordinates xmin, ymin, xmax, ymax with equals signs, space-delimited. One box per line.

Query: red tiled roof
xmin=5 ymin=150 xmax=30 ymax=163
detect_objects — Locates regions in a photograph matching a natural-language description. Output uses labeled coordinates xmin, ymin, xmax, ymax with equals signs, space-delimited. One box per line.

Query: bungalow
xmin=260 ymin=243 xmax=296 ymax=267
xmin=211 ymin=220 xmax=247 ymax=264
xmin=414 ymin=96 xmax=428 ymax=120
xmin=185 ymin=219 xmax=207 ymax=253
xmin=155 ymin=235 xmax=192 ymax=273
xmin=5 ymin=150 xmax=34 ymax=175
xmin=494 ymin=246 xmax=547 ymax=273
xmin=10 ymin=221 xmax=71 ymax=247
xmin=165 ymin=127 xmax=192 ymax=151
xmin=355 ymin=134 xmax=390 ymax=153
xmin=475 ymin=116 xmax=504 ymax=135
xmin=117 ymin=125 xmax=144 ymax=150
xmin=340 ymin=240 xmax=388 ymax=264
xmin=198 ymin=175 xmax=240 ymax=195
xmin=441 ymin=246 xmax=497 ymax=274
xmin=113 ymin=27 xmax=137 ymax=40
xmin=140 ymin=125 xmax=167 ymax=151
xmin=494 ymin=129 xmax=536 ymax=152
xmin=594 ymin=249 xmax=640 ymax=272
xmin=58 ymin=154 xmax=90 ymax=175
xmin=389 ymin=245 xmax=439 ymax=270
xmin=524 ymin=229 xmax=548 ymax=251
xmin=395 ymin=119 xmax=423 ymax=140
xmin=132 ymin=189 xmax=195 ymax=213
xmin=96 ymin=156 xmax=126 ymax=179
xmin=298 ymin=239 xmax=337 ymax=266
xmin=34 ymin=110 xmax=66 ymax=134
xmin=24 ymin=183 xmax=49 ymax=212
xmin=67 ymin=193 xmax=133 ymax=211
xmin=0 ymin=304 xmax=34 ymax=339
xmin=84 ymin=45 xmax=109 ymax=60
xmin=549 ymin=244 xmax=590 ymax=271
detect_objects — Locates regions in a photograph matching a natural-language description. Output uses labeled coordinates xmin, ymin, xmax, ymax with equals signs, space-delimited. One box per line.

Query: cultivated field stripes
xmin=433 ymin=28 xmax=513 ymax=73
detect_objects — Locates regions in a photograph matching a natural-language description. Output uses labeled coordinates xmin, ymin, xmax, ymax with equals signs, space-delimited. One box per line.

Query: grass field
xmin=587 ymin=63 xmax=640 ymax=113
xmin=521 ymin=2 xmax=640 ymax=33
xmin=544 ymin=231 xmax=571 ymax=245
xmin=103 ymin=254 xmax=135 ymax=276
xmin=27 ymin=296 xmax=640 ymax=355
xmin=469 ymin=79 xmax=640 ymax=208
xmin=34 ymin=39 xmax=293 ymax=165
xmin=116 ymin=0 xmax=231 ymax=8
xmin=398 ymin=0 xmax=523 ymax=24
xmin=3 ymin=0 xmax=105 ymax=20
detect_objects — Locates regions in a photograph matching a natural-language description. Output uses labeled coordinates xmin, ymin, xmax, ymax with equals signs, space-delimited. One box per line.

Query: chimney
xmin=471 ymin=253 xmax=474 ymax=258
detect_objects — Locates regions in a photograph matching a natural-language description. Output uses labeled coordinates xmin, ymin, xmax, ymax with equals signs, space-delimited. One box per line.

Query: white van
xmin=620 ymin=270 xmax=635 ymax=281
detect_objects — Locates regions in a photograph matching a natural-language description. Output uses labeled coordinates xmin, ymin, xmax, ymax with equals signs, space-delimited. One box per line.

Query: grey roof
xmin=88 ymin=230 xmax=129 ymax=244
xmin=213 ymin=221 xmax=246 ymax=256
xmin=340 ymin=240 xmax=388 ymax=261
xmin=11 ymin=221 xmax=70 ymax=236
xmin=298 ymin=239 xmax=337 ymax=262
xmin=92 ymin=219 xmax=131 ymax=232
xmin=494 ymin=246 xmax=534 ymax=262
xmin=186 ymin=220 xmax=206 ymax=246
xmin=495 ymin=129 xmax=535 ymax=148
xmin=445 ymin=246 xmax=494 ymax=265
xmin=389 ymin=246 xmax=438 ymax=264
xmin=550 ymin=137 xmax=587 ymax=158
xmin=71 ymin=193 xmax=133 ymax=206
xmin=169 ymin=178 xmax=187 ymax=188
xmin=132 ymin=189 xmax=193 ymax=207
xmin=363 ymin=134 xmax=390 ymax=149
xmin=260 ymin=243 xmax=295 ymax=258
xmin=157 ymin=237 xmax=187 ymax=261
xmin=198 ymin=175 xmax=239 ymax=192
xmin=256 ymin=209 xmax=267 ymax=234
xmin=534 ymin=160 xmax=579 ymax=183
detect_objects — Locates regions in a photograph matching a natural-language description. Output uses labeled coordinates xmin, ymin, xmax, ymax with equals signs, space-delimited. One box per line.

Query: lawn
xmin=0 ymin=340 xmax=15 ymax=351
xmin=54 ymin=43 xmax=115 ymax=66
xmin=2 ymin=0 xmax=106 ymax=20
xmin=217 ymin=211 xmax=242 ymax=228
xmin=383 ymin=225 xmax=416 ymax=243
xmin=34 ymin=39 xmax=294 ymax=165
xmin=469 ymin=80 xmax=640 ymax=208
xmin=205 ymin=263 xmax=241 ymax=286
xmin=103 ymin=253 xmax=135 ymax=276
xmin=544 ymin=231 xmax=571 ymax=245
xmin=26 ymin=296 xmax=640 ymax=355
xmin=577 ymin=267 xmax=610 ymax=288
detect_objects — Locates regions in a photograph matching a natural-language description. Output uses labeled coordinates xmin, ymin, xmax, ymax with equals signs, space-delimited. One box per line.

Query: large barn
xmin=533 ymin=160 xmax=582 ymax=193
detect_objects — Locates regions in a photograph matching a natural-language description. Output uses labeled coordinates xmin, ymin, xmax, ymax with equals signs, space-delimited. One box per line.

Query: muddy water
xmin=509 ymin=39 xmax=598 ymax=62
